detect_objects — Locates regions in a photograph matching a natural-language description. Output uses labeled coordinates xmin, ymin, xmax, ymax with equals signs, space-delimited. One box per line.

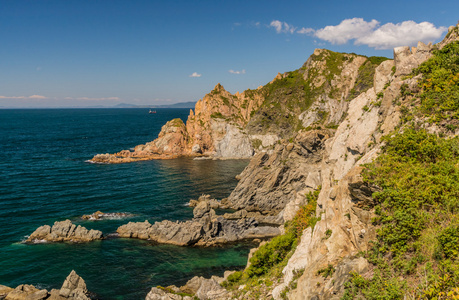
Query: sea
xmin=0 ymin=108 xmax=252 ymax=299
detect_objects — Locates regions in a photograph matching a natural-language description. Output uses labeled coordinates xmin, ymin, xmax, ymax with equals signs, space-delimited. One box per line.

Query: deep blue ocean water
xmin=0 ymin=108 xmax=251 ymax=299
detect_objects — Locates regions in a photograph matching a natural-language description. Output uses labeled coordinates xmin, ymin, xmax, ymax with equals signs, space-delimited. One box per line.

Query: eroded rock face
xmin=227 ymin=130 xmax=330 ymax=215
xmin=26 ymin=220 xmax=103 ymax=243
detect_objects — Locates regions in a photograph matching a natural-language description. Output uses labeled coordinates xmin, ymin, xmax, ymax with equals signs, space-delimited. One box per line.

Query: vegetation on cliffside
xmin=221 ymin=188 xmax=320 ymax=299
xmin=342 ymin=39 xmax=459 ymax=300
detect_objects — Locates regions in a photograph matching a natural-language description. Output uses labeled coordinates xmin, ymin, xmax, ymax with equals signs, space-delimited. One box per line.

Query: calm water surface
xmin=0 ymin=108 xmax=251 ymax=299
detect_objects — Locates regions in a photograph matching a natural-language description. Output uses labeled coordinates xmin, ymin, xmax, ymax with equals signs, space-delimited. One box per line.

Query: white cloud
xmin=270 ymin=20 xmax=296 ymax=34
xmin=312 ymin=18 xmax=446 ymax=49
xmin=314 ymin=18 xmax=380 ymax=44
xmin=297 ymin=27 xmax=315 ymax=35
xmin=0 ymin=95 xmax=47 ymax=99
xmin=355 ymin=21 xmax=447 ymax=49
xmin=229 ymin=69 xmax=246 ymax=75
xmin=189 ymin=72 xmax=202 ymax=78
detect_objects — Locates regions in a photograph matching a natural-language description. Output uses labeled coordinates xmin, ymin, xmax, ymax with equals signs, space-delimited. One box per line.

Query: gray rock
xmin=27 ymin=220 xmax=102 ymax=243
xmin=59 ymin=270 xmax=89 ymax=299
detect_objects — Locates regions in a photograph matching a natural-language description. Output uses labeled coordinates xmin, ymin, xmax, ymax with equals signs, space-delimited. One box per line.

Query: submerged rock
xmin=26 ymin=220 xmax=103 ymax=243
xmin=81 ymin=211 xmax=133 ymax=220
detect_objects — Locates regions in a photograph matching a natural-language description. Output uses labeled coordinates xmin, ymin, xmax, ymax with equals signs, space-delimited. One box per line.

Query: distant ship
xmin=149 ymin=109 xmax=156 ymax=114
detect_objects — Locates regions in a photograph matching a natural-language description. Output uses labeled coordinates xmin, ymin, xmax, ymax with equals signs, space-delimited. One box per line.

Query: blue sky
xmin=0 ymin=0 xmax=457 ymax=108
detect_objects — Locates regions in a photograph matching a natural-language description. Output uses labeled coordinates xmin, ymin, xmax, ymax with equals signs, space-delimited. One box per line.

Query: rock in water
xmin=26 ymin=220 xmax=103 ymax=243
xmin=57 ymin=270 xmax=90 ymax=299
xmin=2 ymin=270 xmax=91 ymax=300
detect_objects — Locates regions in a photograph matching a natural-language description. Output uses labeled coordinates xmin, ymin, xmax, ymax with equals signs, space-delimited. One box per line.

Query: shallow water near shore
xmin=0 ymin=108 xmax=251 ymax=299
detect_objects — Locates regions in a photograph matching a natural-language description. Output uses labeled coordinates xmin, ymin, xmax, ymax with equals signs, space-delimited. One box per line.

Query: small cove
xmin=0 ymin=108 xmax=251 ymax=299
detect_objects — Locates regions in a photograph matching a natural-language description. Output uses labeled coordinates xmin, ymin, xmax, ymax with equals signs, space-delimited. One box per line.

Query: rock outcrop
xmin=116 ymin=212 xmax=280 ymax=247
xmin=228 ymin=130 xmax=329 ymax=216
xmin=2 ymin=271 xmax=91 ymax=300
xmin=26 ymin=220 xmax=103 ymax=243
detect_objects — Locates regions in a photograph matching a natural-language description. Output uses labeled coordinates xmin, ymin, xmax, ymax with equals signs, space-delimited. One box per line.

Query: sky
xmin=0 ymin=0 xmax=457 ymax=108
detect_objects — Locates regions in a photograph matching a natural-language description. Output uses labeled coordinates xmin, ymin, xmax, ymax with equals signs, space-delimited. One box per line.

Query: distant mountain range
xmin=114 ymin=102 xmax=196 ymax=109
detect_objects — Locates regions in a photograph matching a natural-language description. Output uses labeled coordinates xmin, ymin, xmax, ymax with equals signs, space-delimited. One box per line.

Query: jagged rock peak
xmin=213 ymin=82 xmax=225 ymax=92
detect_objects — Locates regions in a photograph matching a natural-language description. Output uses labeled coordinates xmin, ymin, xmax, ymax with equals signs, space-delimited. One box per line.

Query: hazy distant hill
xmin=114 ymin=102 xmax=196 ymax=109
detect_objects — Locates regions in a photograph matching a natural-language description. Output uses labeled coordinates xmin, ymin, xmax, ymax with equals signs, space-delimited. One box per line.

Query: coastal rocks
xmin=0 ymin=286 xmax=13 ymax=299
xmin=188 ymin=194 xmax=222 ymax=209
xmin=116 ymin=211 xmax=281 ymax=247
xmin=2 ymin=271 xmax=91 ymax=300
xmin=4 ymin=285 xmax=47 ymax=300
xmin=117 ymin=220 xmax=204 ymax=246
xmin=181 ymin=277 xmax=228 ymax=300
xmin=146 ymin=275 xmax=230 ymax=300
xmin=81 ymin=211 xmax=132 ymax=220
xmin=49 ymin=270 xmax=91 ymax=300
xmin=26 ymin=220 xmax=103 ymax=243
xmin=227 ymin=130 xmax=330 ymax=215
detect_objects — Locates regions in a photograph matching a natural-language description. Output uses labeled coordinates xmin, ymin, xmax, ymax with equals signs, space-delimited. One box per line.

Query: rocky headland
xmin=26 ymin=220 xmax=103 ymax=243
xmin=0 ymin=270 xmax=92 ymax=300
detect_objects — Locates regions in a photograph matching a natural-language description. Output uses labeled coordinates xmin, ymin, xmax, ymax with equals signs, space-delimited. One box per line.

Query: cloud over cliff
xmin=272 ymin=18 xmax=447 ymax=49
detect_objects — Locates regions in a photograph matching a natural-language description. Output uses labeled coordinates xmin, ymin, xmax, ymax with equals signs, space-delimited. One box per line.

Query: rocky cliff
xmin=137 ymin=22 xmax=459 ymax=300
xmin=87 ymin=22 xmax=459 ymax=299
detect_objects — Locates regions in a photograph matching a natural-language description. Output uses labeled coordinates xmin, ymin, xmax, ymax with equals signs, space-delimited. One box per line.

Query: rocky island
xmin=26 ymin=220 xmax=103 ymax=243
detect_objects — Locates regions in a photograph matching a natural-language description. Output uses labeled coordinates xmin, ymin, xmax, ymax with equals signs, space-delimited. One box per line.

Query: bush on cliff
xmin=221 ymin=188 xmax=320 ymax=296
xmin=342 ymin=129 xmax=459 ymax=299
xmin=413 ymin=41 xmax=459 ymax=122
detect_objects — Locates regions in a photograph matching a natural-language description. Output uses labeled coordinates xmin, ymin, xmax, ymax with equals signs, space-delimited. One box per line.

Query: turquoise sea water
xmin=0 ymin=108 xmax=251 ymax=299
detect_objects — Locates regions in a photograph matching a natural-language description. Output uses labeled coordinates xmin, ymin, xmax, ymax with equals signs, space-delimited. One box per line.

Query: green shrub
xmin=437 ymin=225 xmax=459 ymax=259
xmin=227 ymin=271 xmax=243 ymax=283
xmin=412 ymin=41 xmax=459 ymax=121
xmin=286 ymin=187 xmax=321 ymax=238
xmin=246 ymin=232 xmax=296 ymax=277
